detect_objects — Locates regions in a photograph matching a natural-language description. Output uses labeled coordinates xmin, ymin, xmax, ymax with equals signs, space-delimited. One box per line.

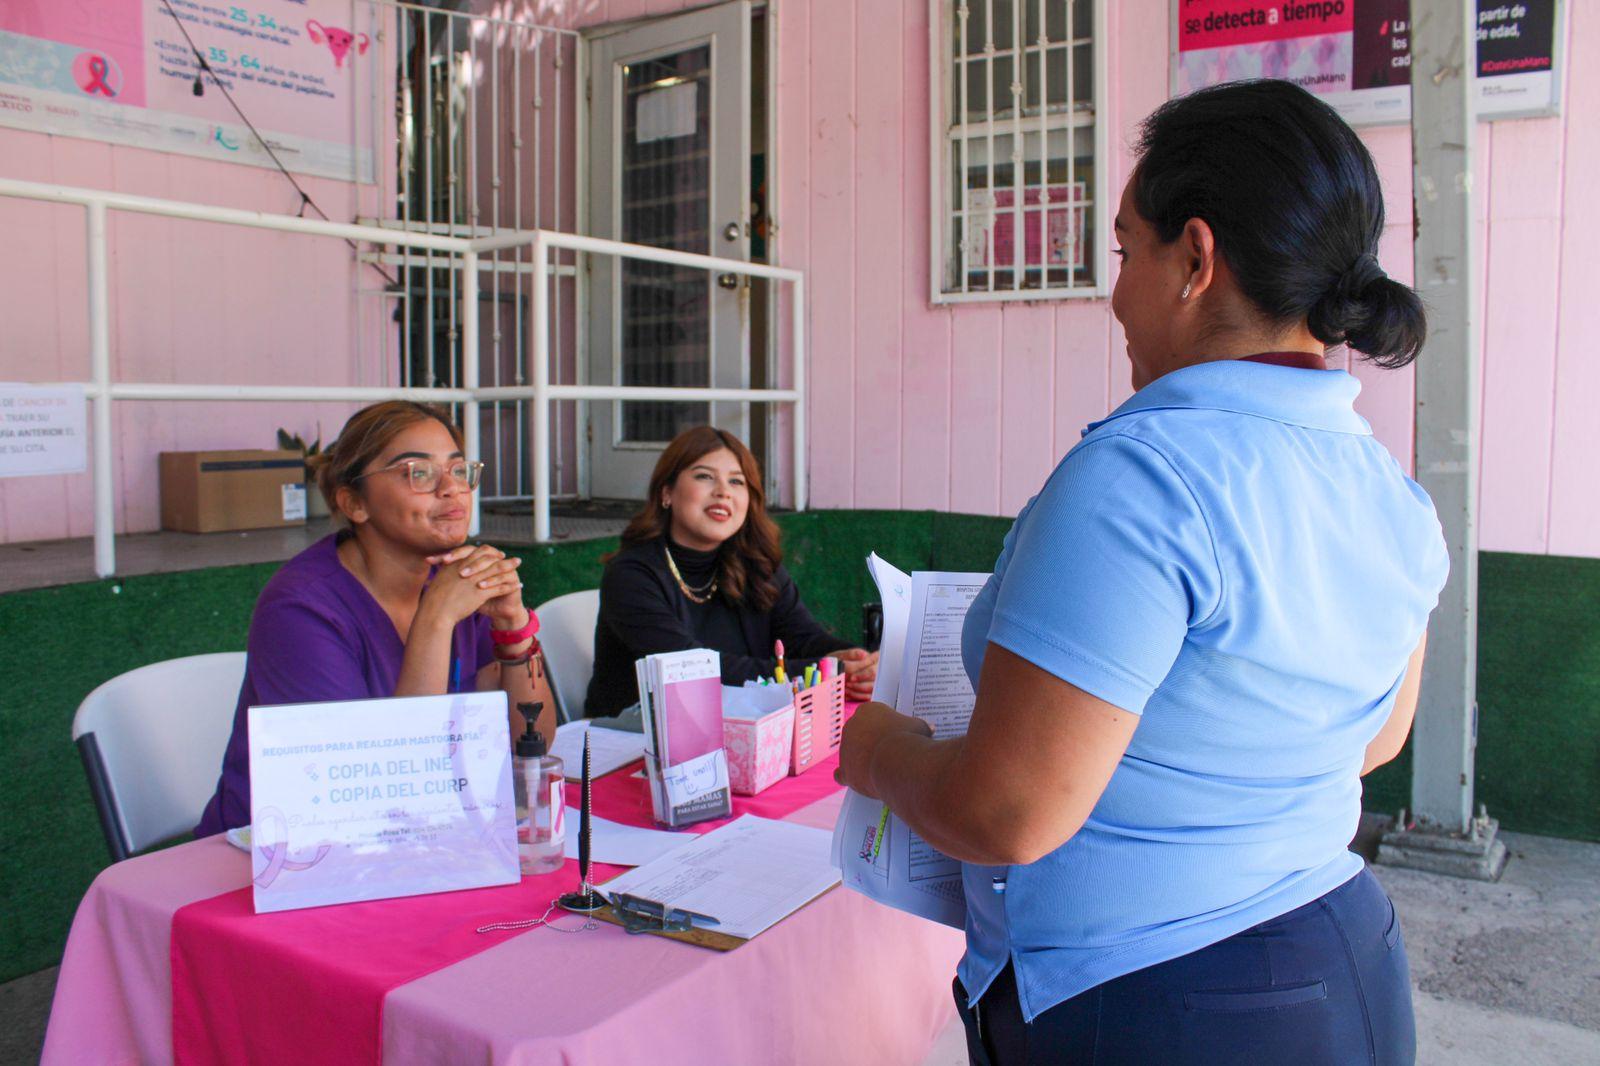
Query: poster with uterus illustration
xmin=0 ymin=0 xmax=379 ymax=181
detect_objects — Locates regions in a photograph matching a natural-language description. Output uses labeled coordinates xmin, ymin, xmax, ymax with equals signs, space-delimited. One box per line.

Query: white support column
xmin=88 ymin=202 xmax=115 ymax=579
xmin=462 ymin=249 xmax=482 ymax=538
xmin=791 ymin=274 xmax=807 ymax=512
xmin=532 ymin=234 xmax=552 ymax=542
xmin=1378 ymin=0 xmax=1506 ymax=880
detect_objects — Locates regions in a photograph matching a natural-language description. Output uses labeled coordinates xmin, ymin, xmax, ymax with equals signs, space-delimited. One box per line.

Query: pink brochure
xmin=650 ymin=650 xmax=723 ymax=766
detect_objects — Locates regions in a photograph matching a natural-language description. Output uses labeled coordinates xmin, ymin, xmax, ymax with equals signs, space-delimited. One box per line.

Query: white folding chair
xmin=533 ymin=589 xmax=600 ymax=724
xmin=72 ymin=652 xmax=246 ymax=861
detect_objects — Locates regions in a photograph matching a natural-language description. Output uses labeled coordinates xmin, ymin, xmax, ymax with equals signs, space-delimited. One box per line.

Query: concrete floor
xmin=921 ymin=828 xmax=1600 ymax=1065
xmin=7 ymin=830 xmax=1596 ymax=1064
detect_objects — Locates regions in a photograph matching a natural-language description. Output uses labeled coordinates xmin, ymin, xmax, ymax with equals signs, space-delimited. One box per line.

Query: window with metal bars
xmin=931 ymin=0 xmax=1109 ymax=303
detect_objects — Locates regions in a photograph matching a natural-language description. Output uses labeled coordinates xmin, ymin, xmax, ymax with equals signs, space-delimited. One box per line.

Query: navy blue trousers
xmin=954 ymin=869 xmax=1415 ymax=1065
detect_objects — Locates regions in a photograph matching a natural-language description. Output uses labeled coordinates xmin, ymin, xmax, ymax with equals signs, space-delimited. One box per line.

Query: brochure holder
xmin=637 ymin=649 xmax=734 ymax=828
xmin=642 ymin=746 xmax=733 ymax=828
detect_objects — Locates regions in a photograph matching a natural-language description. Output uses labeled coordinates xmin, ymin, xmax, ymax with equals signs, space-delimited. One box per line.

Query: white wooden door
xmin=586 ymin=1 xmax=751 ymax=499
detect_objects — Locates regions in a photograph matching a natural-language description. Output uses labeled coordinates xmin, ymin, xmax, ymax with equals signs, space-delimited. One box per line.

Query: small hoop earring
xmin=1180 ymin=284 xmax=1191 ymax=300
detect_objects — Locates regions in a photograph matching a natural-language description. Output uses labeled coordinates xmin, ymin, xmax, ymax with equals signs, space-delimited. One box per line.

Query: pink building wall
xmin=772 ymin=0 xmax=1598 ymax=559
xmin=2 ymin=0 xmax=1595 ymax=560
xmin=0 ymin=132 xmax=390 ymax=543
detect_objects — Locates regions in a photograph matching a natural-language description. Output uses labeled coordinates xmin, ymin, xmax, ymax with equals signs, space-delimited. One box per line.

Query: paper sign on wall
xmin=248 ymin=691 xmax=519 ymax=914
xmin=1172 ymin=0 xmax=1563 ymax=126
xmin=635 ymin=81 xmax=698 ymax=143
xmin=968 ymin=183 xmax=1087 ymax=272
xmin=0 ymin=0 xmax=378 ymax=181
xmin=0 ymin=384 xmax=87 ymax=478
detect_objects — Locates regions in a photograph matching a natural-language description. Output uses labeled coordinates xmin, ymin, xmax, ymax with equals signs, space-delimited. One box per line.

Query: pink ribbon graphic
xmin=252 ymin=807 xmax=333 ymax=888
xmin=81 ymin=55 xmax=115 ymax=97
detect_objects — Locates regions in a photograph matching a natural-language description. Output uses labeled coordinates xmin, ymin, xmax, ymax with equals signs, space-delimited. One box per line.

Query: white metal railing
xmin=0 ymin=177 xmax=806 ymax=576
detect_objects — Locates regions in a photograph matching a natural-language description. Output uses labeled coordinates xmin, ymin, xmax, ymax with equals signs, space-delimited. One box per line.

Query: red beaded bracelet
xmin=494 ymin=636 xmax=541 ymax=665
xmin=489 ymin=612 xmax=540 ymax=646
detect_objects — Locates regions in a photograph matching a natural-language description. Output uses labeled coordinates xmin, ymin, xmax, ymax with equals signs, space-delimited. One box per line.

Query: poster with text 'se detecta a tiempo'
xmin=1171 ymin=0 xmax=1564 ymax=126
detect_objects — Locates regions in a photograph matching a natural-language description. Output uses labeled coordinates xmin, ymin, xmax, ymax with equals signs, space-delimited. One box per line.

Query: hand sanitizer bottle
xmin=512 ymin=703 xmax=565 ymax=875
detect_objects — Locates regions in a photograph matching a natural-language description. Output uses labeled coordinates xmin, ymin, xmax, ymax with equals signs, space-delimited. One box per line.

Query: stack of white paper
xmin=602 ymin=815 xmax=840 ymax=940
xmin=830 ymin=554 xmax=989 ymax=929
xmin=551 ymin=720 xmax=646 ymax=779
xmin=562 ymin=814 xmax=689 ymax=867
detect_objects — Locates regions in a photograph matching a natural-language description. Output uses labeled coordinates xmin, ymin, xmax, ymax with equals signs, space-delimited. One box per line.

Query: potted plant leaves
xmin=276 ymin=427 xmax=331 ymax=519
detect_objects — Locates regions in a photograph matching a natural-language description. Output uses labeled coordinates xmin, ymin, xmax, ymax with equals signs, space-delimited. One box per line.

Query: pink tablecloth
xmin=167 ymin=753 xmax=868 ymax=1066
xmin=44 ymin=779 xmax=963 ymax=1065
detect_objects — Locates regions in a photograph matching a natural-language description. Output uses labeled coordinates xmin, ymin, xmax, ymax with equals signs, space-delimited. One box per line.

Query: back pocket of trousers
xmin=1383 ymin=896 xmax=1402 ymax=951
xmin=1184 ymin=980 xmax=1328 ymax=1012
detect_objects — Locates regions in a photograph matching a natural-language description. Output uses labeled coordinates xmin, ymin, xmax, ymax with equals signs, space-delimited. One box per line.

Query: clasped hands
xmin=422 ymin=543 xmax=528 ymax=630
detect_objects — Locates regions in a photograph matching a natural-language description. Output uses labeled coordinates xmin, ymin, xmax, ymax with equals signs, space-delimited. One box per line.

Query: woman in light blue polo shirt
xmin=838 ymin=80 xmax=1446 ymax=1064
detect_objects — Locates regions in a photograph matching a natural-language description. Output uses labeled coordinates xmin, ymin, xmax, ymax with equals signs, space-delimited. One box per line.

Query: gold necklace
xmin=663 ymin=543 xmax=718 ymax=604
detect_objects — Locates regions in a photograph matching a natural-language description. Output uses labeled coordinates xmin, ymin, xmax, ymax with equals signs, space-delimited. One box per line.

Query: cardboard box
xmin=159 ymin=449 xmax=308 ymax=533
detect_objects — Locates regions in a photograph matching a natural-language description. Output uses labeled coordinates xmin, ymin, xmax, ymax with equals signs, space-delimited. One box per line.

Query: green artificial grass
xmin=2 ymin=514 xmax=1596 ymax=985
xmin=0 ymin=563 xmax=281 ymax=984
xmin=1474 ymin=552 xmax=1600 ymax=841
xmin=777 ymin=510 xmax=939 ymax=642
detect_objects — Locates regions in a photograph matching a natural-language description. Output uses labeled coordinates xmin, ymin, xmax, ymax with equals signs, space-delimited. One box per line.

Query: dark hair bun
xmin=1307 ymin=254 xmax=1426 ymax=369
xmin=1134 ymin=80 xmax=1427 ymax=368
xmin=1343 ymin=281 xmax=1427 ymax=370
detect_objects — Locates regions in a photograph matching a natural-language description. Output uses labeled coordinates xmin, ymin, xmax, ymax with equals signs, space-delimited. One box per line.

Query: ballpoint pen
xmin=558 ymin=731 xmax=604 ymax=914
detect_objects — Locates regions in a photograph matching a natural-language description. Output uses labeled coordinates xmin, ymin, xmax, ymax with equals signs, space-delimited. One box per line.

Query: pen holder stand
xmin=790 ymin=673 xmax=846 ymax=775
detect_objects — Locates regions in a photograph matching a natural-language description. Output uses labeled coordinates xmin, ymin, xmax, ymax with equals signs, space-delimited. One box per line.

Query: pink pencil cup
xmin=791 ymin=673 xmax=846 ymax=775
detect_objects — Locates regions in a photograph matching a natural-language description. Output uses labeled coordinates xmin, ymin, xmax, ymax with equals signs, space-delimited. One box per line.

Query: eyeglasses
xmin=351 ymin=458 xmax=485 ymax=494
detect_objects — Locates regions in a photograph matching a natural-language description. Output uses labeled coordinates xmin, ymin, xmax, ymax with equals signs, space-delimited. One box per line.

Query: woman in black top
xmin=585 ymin=426 xmax=879 ymax=718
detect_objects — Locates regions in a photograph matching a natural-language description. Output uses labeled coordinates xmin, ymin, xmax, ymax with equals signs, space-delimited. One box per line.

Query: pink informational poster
xmin=1171 ymin=1 xmax=1563 ymax=126
xmin=1173 ymin=0 xmax=1409 ymax=126
xmin=0 ymin=0 xmax=378 ymax=181
xmin=969 ymin=183 xmax=1088 ymax=272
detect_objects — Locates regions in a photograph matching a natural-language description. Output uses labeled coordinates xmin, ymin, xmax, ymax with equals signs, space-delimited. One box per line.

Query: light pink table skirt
xmin=43 ymin=793 xmax=965 ymax=1065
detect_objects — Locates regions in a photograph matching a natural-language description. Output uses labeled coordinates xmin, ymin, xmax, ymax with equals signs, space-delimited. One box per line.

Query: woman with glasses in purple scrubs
xmin=196 ymin=401 xmax=554 ymax=836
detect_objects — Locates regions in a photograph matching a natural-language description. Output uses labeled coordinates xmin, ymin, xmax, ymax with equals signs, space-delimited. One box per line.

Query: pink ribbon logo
xmin=80 ymin=55 xmax=115 ymax=97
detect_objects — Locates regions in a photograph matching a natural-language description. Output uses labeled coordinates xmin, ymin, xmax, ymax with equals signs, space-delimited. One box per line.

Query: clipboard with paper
xmin=829 ymin=553 xmax=990 ymax=929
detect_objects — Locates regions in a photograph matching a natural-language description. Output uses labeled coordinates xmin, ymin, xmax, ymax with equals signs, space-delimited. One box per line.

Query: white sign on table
xmin=0 ymin=384 xmax=87 ymax=478
xmin=247 ymin=691 xmax=519 ymax=914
